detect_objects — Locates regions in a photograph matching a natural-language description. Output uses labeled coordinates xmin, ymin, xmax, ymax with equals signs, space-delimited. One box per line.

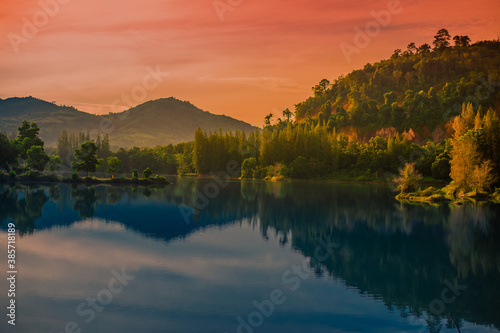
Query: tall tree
xmin=15 ymin=120 xmax=44 ymax=160
xmin=453 ymin=35 xmax=470 ymax=47
xmin=26 ymin=146 xmax=50 ymax=172
xmin=407 ymin=42 xmax=417 ymax=54
xmin=0 ymin=132 xmax=19 ymax=170
xmin=57 ymin=129 xmax=70 ymax=165
xmin=282 ymin=108 xmax=293 ymax=123
xmin=433 ymin=28 xmax=451 ymax=49
xmin=417 ymin=43 xmax=431 ymax=53
xmin=106 ymin=156 xmax=122 ymax=177
xmin=72 ymin=141 xmax=103 ymax=177
xmin=264 ymin=113 xmax=273 ymax=127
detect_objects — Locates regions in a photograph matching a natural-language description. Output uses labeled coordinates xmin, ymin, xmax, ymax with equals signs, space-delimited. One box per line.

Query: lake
xmin=1 ymin=179 xmax=499 ymax=333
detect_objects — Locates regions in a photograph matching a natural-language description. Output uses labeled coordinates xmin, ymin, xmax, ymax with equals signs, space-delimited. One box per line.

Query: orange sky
xmin=1 ymin=0 xmax=499 ymax=127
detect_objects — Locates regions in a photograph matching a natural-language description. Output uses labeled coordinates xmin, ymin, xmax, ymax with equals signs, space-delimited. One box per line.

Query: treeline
xmin=191 ymin=103 xmax=500 ymax=196
xmin=292 ymin=30 xmax=500 ymax=133
xmin=0 ymin=120 xmax=59 ymax=174
xmin=57 ymin=129 xmax=112 ymax=164
xmin=192 ymin=119 xmax=452 ymax=180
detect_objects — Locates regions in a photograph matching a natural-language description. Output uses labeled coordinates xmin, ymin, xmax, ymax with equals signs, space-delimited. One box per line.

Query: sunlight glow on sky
xmin=1 ymin=0 xmax=499 ymax=126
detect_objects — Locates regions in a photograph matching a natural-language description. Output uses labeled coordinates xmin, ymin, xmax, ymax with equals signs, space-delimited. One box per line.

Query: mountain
xmin=0 ymin=97 xmax=258 ymax=148
xmin=294 ymin=37 xmax=500 ymax=143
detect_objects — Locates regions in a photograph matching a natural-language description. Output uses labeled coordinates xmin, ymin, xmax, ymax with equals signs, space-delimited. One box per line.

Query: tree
xmin=106 ymin=156 xmax=122 ymax=177
xmin=313 ymin=79 xmax=331 ymax=96
xmin=71 ymin=141 xmax=103 ymax=177
xmin=15 ymin=120 xmax=44 ymax=160
xmin=48 ymin=156 xmax=62 ymax=173
xmin=241 ymin=157 xmax=257 ymax=179
xmin=26 ymin=146 xmax=50 ymax=172
xmin=394 ymin=163 xmax=423 ymax=194
xmin=450 ymin=130 xmax=481 ymax=191
xmin=407 ymin=42 xmax=417 ymax=54
xmin=417 ymin=43 xmax=431 ymax=54
xmin=57 ymin=129 xmax=70 ymax=165
xmin=453 ymin=35 xmax=470 ymax=47
xmin=143 ymin=167 xmax=152 ymax=179
xmin=393 ymin=70 xmax=402 ymax=87
xmin=471 ymin=161 xmax=496 ymax=192
xmin=132 ymin=169 xmax=139 ymax=178
xmin=282 ymin=108 xmax=293 ymax=123
xmin=433 ymin=28 xmax=451 ymax=49
xmin=391 ymin=49 xmax=402 ymax=59
xmin=264 ymin=113 xmax=273 ymax=127
xmin=289 ymin=156 xmax=309 ymax=179
xmin=0 ymin=132 xmax=19 ymax=170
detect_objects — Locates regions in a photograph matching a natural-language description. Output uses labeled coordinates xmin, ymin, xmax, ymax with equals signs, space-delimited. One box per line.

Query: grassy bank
xmin=396 ymin=186 xmax=500 ymax=204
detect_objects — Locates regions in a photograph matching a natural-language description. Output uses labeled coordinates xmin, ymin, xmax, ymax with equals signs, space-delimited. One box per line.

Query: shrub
xmin=420 ymin=187 xmax=436 ymax=197
xmin=241 ymin=157 xmax=257 ymax=179
xmin=143 ymin=167 xmax=152 ymax=179
xmin=253 ymin=165 xmax=267 ymax=179
xmin=289 ymin=156 xmax=309 ymax=179
xmin=394 ymin=163 xmax=423 ymax=194
xmin=132 ymin=169 xmax=139 ymax=178
xmin=71 ymin=172 xmax=79 ymax=180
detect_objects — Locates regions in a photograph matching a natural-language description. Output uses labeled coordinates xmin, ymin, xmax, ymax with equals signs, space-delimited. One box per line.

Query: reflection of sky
xmin=3 ymin=218 xmax=491 ymax=333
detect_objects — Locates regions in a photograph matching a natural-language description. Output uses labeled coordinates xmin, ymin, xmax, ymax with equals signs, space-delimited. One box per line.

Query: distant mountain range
xmin=0 ymin=97 xmax=259 ymax=148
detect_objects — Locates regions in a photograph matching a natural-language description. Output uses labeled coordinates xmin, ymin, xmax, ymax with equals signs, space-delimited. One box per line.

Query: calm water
xmin=0 ymin=179 xmax=499 ymax=333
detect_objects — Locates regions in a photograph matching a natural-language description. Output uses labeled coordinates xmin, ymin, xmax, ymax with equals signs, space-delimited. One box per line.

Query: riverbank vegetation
xmin=1 ymin=31 xmax=499 ymax=201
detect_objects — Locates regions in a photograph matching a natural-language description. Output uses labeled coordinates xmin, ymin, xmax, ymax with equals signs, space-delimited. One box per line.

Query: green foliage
xmin=71 ymin=172 xmax=79 ymax=180
xmin=132 ymin=169 xmax=139 ymax=178
xmin=48 ymin=156 xmax=62 ymax=173
xmin=71 ymin=141 xmax=101 ymax=177
xmin=0 ymin=132 xmax=19 ymax=170
xmin=241 ymin=157 xmax=258 ymax=179
xmin=431 ymin=155 xmax=450 ymax=179
xmin=106 ymin=156 xmax=122 ymax=176
xmin=0 ymin=97 xmax=257 ymax=148
xmin=26 ymin=146 xmax=50 ymax=172
xmin=292 ymin=33 xmax=500 ymax=134
xmin=15 ymin=120 xmax=44 ymax=160
xmin=289 ymin=156 xmax=309 ymax=179
xmin=143 ymin=167 xmax=152 ymax=179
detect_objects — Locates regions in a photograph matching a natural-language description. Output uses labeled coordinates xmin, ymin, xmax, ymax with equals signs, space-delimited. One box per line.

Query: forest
xmin=0 ymin=30 xmax=499 ymax=200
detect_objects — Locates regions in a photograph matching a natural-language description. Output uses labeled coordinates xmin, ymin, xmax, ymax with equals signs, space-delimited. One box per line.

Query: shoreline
xmin=0 ymin=173 xmax=170 ymax=186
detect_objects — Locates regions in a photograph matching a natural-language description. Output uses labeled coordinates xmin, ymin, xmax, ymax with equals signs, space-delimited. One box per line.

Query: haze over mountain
xmin=0 ymin=97 xmax=258 ymax=148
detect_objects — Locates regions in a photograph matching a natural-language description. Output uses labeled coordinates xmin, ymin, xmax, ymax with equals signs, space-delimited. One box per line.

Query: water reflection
xmin=0 ymin=180 xmax=499 ymax=332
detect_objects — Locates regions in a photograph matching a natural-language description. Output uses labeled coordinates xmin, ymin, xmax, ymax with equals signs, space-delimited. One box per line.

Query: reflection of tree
xmin=105 ymin=187 xmax=123 ymax=205
xmin=71 ymin=185 xmax=100 ymax=218
xmin=0 ymin=186 xmax=49 ymax=236
xmin=1 ymin=181 xmax=499 ymax=330
xmin=48 ymin=185 xmax=60 ymax=203
xmin=231 ymin=181 xmax=500 ymax=331
xmin=447 ymin=204 xmax=500 ymax=278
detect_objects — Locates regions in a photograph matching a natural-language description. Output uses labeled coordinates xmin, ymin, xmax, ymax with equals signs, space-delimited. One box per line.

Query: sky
xmin=1 ymin=0 xmax=499 ymax=127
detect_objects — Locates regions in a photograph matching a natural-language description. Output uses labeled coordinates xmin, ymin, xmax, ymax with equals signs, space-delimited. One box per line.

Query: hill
xmin=0 ymin=97 xmax=258 ymax=148
xmin=0 ymin=96 xmax=101 ymax=146
xmin=294 ymin=34 xmax=500 ymax=143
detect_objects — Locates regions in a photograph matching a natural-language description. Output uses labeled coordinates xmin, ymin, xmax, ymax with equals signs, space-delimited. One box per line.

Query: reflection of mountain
xmin=1 ymin=181 xmax=499 ymax=331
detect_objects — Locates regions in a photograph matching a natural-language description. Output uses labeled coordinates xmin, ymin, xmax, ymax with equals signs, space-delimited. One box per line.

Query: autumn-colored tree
xmin=450 ymin=134 xmax=481 ymax=190
xmin=394 ymin=163 xmax=422 ymax=194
